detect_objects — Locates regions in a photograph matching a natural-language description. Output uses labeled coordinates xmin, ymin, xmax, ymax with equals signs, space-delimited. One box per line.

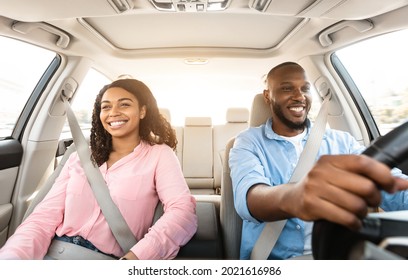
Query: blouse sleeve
xmin=0 ymin=153 xmax=75 ymax=259
xmin=130 ymin=146 xmax=198 ymax=259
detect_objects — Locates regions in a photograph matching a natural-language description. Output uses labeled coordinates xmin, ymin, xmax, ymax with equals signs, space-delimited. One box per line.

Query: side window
xmin=60 ymin=69 xmax=111 ymax=140
xmin=0 ymin=36 xmax=55 ymax=139
xmin=335 ymin=29 xmax=408 ymax=135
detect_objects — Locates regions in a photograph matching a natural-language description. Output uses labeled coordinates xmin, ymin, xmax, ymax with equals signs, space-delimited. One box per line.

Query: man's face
xmin=264 ymin=64 xmax=312 ymax=135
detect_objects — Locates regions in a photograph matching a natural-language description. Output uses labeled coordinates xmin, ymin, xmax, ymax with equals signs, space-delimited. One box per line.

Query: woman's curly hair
xmin=90 ymin=78 xmax=177 ymax=166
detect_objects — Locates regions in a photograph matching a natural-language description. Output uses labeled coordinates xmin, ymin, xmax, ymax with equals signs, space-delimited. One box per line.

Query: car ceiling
xmin=1 ymin=0 xmax=408 ymax=91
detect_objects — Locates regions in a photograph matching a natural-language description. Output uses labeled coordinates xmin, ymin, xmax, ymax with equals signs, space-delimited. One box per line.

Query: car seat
xmin=220 ymin=93 xmax=270 ymax=259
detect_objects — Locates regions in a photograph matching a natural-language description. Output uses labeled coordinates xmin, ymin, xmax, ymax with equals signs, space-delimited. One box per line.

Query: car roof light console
xmin=149 ymin=0 xmax=231 ymax=12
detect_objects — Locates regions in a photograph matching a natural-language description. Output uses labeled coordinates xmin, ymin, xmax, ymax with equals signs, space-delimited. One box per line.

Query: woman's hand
xmin=119 ymin=251 xmax=139 ymax=260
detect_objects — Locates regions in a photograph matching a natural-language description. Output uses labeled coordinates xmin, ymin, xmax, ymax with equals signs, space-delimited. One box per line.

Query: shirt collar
xmin=263 ymin=117 xmax=312 ymax=141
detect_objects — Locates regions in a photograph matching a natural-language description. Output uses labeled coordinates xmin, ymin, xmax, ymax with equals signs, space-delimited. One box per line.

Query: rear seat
xmin=159 ymin=108 xmax=249 ymax=196
xmin=213 ymin=108 xmax=249 ymax=194
xmin=182 ymin=117 xmax=214 ymax=195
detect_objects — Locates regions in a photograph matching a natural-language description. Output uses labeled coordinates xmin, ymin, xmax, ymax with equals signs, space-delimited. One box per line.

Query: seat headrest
xmin=185 ymin=117 xmax=212 ymax=127
xmin=226 ymin=108 xmax=249 ymax=123
xmin=159 ymin=108 xmax=171 ymax=123
xmin=250 ymin=93 xmax=271 ymax=127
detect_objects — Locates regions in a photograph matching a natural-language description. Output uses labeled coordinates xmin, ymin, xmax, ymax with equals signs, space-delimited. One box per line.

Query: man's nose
xmin=292 ymin=88 xmax=306 ymax=101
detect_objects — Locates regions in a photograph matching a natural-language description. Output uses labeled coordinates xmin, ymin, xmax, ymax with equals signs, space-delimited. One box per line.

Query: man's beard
xmin=272 ymin=102 xmax=308 ymax=131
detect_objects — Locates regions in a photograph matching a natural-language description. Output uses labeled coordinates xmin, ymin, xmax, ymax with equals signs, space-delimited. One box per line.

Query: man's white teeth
xmin=290 ymin=107 xmax=303 ymax=112
xmin=110 ymin=121 xmax=126 ymax=127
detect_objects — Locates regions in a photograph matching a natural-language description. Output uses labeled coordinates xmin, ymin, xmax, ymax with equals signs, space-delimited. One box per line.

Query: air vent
xmin=149 ymin=0 xmax=231 ymax=12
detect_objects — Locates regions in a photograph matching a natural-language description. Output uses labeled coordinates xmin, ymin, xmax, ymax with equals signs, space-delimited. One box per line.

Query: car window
xmin=0 ymin=36 xmax=55 ymax=139
xmin=335 ymin=29 xmax=408 ymax=135
xmin=60 ymin=68 xmax=111 ymax=139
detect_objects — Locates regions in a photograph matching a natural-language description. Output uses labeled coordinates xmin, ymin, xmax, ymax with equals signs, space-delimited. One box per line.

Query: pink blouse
xmin=0 ymin=141 xmax=197 ymax=259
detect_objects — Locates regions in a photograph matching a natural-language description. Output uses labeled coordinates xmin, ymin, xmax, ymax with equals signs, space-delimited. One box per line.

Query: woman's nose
xmin=109 ymin=105 xmax=120 ymax=116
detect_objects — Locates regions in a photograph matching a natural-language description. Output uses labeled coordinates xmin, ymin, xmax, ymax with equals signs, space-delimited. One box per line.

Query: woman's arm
xmin=129 ymin=145 xmax=197 ymax=259
xmin=0 ymin=153 xmax=73 ymax=259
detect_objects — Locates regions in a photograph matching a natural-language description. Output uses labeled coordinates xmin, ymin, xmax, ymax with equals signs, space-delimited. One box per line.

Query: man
xmin=229 ymin=61 xmax=408 ymax=259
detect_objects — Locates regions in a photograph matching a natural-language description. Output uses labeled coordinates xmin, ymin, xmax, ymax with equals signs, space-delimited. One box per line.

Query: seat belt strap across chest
xmin=62 ymin=93 xmax=138 ymax=253
xmin=250 ymin=90 xmax=332 ymax=260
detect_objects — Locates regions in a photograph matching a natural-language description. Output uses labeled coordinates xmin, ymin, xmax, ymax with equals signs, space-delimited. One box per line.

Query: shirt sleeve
xmin=229 ymin=130 xmax=270 ymax=224
xmin=0 ymin=153 xmax=73 ymax=259
xmin=130 ymin=146 xmax=198 ymax=259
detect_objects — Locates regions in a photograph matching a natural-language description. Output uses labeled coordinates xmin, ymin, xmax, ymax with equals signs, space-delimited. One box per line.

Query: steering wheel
xmin=312 ymin=121 xmax=408 ymax=259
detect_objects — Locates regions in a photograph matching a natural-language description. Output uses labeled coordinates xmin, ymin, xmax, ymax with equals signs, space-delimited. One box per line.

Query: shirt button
xmin=296 ymin=225 xmax=301 ymax=230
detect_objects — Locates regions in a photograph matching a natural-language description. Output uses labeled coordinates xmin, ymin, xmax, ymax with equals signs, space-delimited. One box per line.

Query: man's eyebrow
xmin=279 ymin=81 xmax=311 ymax=86
xmin=279 ymin=81 xmax=293 ymax=85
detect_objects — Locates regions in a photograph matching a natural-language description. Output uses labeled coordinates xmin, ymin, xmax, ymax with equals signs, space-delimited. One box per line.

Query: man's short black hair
xmin=266 ymin=61 xmax=302 ymax=80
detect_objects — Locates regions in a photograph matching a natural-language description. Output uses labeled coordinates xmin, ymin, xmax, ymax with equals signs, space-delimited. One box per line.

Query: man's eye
xmin=281 ymin=87 xmax=292 ymax=92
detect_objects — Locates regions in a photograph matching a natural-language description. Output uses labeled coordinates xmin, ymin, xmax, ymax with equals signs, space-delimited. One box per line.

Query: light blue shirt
xmin=229 ymin=118 xmax=408 ymax=259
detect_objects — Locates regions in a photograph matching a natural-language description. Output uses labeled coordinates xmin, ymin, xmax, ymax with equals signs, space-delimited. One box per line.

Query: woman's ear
xmin=140 ymin=105 xmax=147 ymax=119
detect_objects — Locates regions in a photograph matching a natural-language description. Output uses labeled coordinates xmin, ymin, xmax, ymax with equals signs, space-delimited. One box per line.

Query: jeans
xmin=54 ymin=235 xmax=118 ymax=259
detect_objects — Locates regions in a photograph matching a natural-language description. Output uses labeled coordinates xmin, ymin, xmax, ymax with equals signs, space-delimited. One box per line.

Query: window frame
xmin=12 ymin=55 xmax=62 ymax=141
xmin=331 ymin=52 xmax=380 ymax=142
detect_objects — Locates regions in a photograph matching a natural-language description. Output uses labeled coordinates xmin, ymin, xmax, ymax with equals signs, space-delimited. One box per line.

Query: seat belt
xmin=23 ymin=143 xmax=77 ymax=221
xmin=250 ymin=90 xmax=332 ymax=260
xmin=62 ymin=93 xmax=138 ymax=253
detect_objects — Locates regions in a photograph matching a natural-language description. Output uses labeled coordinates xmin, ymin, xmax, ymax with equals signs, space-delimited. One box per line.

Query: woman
xmin=0 ymin=78 xmax=198 ymax=259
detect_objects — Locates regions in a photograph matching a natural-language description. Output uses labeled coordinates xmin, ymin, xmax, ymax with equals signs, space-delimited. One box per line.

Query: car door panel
xmin=0 ymin=139 xmax=23 ymax=247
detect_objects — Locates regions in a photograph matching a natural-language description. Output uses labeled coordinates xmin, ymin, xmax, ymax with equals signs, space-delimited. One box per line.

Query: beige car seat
xmin=220 ymin=93 xmax=270 ymax=259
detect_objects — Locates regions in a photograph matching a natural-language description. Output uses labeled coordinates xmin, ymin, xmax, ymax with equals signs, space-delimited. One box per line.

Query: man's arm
xmin=247 ymin=154 xmax=408 ymax=231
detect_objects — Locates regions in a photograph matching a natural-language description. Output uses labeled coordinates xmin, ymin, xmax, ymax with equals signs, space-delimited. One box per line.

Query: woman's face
xmin=99 ymin=87 xmax=146 ymax=140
